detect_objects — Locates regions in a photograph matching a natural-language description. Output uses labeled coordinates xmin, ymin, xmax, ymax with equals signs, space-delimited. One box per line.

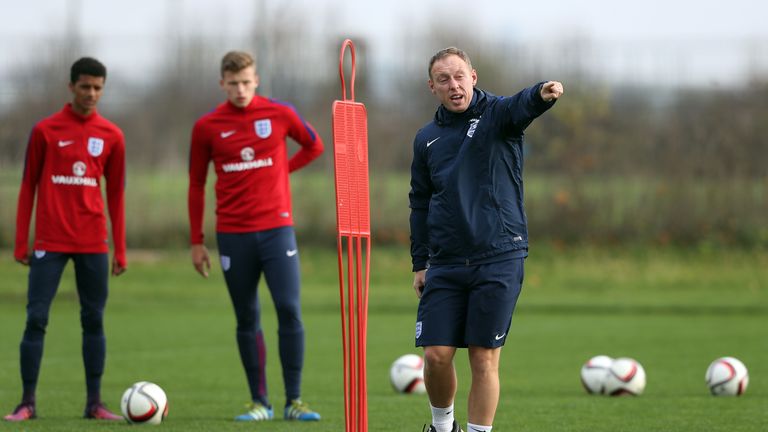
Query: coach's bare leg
xmin=423 ymin=345 xmax=458 ymax=407
xmin=467 ymin=345 xmax=501 ymax=425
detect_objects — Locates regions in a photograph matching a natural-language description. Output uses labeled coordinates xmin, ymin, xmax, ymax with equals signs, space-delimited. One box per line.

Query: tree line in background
xmin=0 ymin=8 xmax=766 ymax=249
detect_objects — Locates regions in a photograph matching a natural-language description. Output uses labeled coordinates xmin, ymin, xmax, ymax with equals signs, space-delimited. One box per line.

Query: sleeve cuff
xmin=412 ymin=260 xmax=428 ymax=272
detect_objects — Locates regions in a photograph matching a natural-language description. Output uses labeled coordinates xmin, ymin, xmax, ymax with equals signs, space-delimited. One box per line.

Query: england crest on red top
xmin=88 ymin=137 xmax=104 ymax=156
xmin=254 ymin=119 xmax=272 ymax=138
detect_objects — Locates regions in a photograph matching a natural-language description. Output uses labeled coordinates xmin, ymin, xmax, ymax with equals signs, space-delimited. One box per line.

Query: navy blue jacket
xmin=409 ymin=84 xmax=555 ymax=271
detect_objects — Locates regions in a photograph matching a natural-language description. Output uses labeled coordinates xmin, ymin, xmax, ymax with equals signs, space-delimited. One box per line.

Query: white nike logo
xmin=58 ymin=140 xmax=75 ymax=147
xmin=426 ymin=137 xmax=440 ymax=147
xmin=495 ymin=333 xmax=506 ymax=340
xmin=286 ymin=249 xmax=298 ymax=257
xmin=220 ymin=130 xmax=236 ymax=138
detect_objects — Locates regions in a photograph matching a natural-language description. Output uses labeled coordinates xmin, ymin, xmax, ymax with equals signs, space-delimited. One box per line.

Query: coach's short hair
xmin=428 ymin=47 xmax=473 ymax=79
xmin=221 ymin=51 xmax=256 ymax=77
xmin=70 ymin=57 xmax=106 ymax=83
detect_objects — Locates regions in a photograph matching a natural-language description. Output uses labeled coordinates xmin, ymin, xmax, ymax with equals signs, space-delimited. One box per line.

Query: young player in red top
xmin=188 ymin=51 xmax=324 ymax=422
xmin=5 ymin=57 xmax=126 ymax=422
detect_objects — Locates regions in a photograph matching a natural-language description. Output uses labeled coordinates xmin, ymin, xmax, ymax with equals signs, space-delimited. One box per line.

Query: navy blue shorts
xmin=415 ymin=257 xmax=524 ymax=348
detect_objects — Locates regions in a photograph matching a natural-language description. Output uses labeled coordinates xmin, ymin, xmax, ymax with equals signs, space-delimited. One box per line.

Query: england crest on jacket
xmin=88 ymin=137 xmax=104 ymax=156
xmin=254 ymin=119 xmax=272 ymax=138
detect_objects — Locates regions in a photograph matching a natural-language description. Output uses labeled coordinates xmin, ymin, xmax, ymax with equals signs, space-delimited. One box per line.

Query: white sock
xmin=430 ymin=403 xmax=455 ymax=432
xmin=467 ymin=422 xmax=492 ymax=432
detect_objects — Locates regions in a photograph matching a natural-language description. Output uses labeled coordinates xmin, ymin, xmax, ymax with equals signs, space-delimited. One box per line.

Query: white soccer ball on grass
xmin=390 ymin=354 xmax=426 ymax=394
xmin=120 ymin=381 xmax=169 ymax=425
xmin=603 ymin=357 xmax=646 ymax=396
xmin=580 ymin=355 xmax=614 ymax=394
xmin=706 ymin=357 xmax=749 ymax=396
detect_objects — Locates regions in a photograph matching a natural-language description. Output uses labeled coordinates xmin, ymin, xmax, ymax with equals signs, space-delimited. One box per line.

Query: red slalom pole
xmin=336 ymin=236 xmax=351 ymax=431
xmin=332 ymin=39 xmax=370 ymax=432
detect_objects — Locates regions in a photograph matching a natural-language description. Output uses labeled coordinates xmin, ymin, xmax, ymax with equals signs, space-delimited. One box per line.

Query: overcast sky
xmin=1 ymin=0 xmax=767 ymax=89
xmin=3 ymin=0 xmax=767 ymax=40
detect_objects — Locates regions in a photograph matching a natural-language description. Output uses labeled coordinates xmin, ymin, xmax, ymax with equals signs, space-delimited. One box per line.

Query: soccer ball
xmin=706 ymin=357 xmax=749 ymax=396
xmin=390 ymin=354 xmax=426 ymax=394
xmin=580 ymin=355 xmax=614 ymax=394
xmin=603 ymin=357 xmax=646 ymax=396
xmin=120 ymin=381 xmax=169 ymax=424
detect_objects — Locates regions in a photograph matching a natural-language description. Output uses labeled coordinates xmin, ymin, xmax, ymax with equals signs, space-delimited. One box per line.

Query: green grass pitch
xmin=0 ymin=246 xmax=766 ymax=431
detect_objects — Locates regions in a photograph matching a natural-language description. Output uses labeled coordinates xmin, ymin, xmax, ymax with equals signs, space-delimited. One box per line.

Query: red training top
xmin=188 ymin=95 xmax=324 ymax=244
xmin=15 ymin=104 xmax=127 ymax=266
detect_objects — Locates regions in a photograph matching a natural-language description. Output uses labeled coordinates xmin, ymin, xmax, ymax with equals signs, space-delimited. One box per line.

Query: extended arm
xmin=500 ymin=81 xmax=564 ymax=133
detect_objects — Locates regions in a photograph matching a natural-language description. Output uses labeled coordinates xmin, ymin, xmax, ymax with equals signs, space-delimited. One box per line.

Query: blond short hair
xmin=428 ymin=47 xmax=472 ymax=79
xmin=221 ymin=51 xmax=255 ymax=77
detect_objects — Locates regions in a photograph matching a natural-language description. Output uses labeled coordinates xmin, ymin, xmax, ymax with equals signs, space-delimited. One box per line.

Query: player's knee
xmin=235 ymin=303 xmax=264 ymax=329
xmin=469 ymin=351 xmax=499 ymax=376
xmin=236 ymin=319 xmax=258 ymax=333
xmin=424 ymin=347 xmax=454 ymax=369
xmin=25 ymin=311 xmax=50 ymax=335
xmin=274 ymin=303 xmax=301 ymax=325
xmin=277 ymin=322 xmax=304 ymax=337
xmin=470 ymin=359 xmax=498 ymax=377
xmin=81 ymin=315 xmax=104 ymax=335
xmin=233 ymin=308 xmax=259 ymax=331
